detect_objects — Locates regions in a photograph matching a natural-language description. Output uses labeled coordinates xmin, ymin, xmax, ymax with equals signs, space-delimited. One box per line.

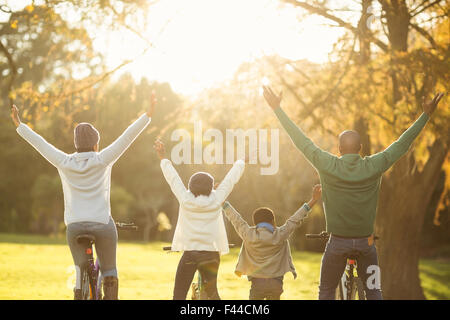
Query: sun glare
xmin=100 ymin=0 xmax=344 ymax=95
xmin=3 ymin=0 xmax=345 ymax=95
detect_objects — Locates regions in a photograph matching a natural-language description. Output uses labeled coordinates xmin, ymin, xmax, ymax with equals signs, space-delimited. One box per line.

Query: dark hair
xmin=188 ymin=172 xmax=214 ymax=197
xmin=252 ymin=207 xmax=276 ymax=226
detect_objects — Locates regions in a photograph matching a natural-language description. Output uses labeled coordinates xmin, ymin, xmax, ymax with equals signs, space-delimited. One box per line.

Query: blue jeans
xmin=318 ymin=235 xmax=383 ymax=300
xmin=66 ymin=217 xmax=118 ymax=289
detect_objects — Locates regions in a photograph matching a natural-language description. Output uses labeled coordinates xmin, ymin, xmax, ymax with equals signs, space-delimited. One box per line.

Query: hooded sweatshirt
xmin=16 ymin=114 xmax=150 ymax=225
xmin=160 ymin=159 xmax=245 ymax=254
xmin=223 ymin=201 xmax=311 ymax=279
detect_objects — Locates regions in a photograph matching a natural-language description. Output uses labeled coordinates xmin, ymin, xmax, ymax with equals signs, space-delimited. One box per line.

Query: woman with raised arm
xmin=154 ymin=139 xmax=246 ymax=300
xmin=10 ymin=97 xmax=156 ymax=300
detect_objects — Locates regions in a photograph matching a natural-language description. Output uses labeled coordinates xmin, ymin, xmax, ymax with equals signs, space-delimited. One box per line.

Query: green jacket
xmin=274 ymin=107 xmax=429 ymax=237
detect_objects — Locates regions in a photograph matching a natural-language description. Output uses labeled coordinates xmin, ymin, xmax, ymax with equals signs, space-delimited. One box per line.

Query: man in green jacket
xmin=262 ymin=86 xmax=444 ymax=300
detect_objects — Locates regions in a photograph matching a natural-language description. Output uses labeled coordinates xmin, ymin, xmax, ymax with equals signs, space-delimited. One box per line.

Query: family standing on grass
xmin=9 ymin=86 xmax=444 ymax=300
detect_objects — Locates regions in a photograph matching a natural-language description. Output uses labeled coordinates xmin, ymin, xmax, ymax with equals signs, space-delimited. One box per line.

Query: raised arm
xmin=222 ymin=201 xmax=251 ymax=240
xmin=12 ymin=105 xmax=67 ymax=168
xmin=369 ymin=93 xmax=445 ymax=173
xmin=214 ymin=159 xmax=246 ymax=204
xmin=99 ymin=95 xmax=156 ymax=165
xmin=155 ymin=140 xmax=187 ymax=202
xmin=262 ymin=86 xmax=336 ymax=172
xmin=278 ymin=185 xmax=321 ymax=241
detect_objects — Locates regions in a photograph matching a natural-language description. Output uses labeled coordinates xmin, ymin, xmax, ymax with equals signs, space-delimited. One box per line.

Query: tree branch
xmin=54 ymin=47 xmax=151 ymax=99
xmin=410 ymin=0 xmax=443 ymax=18
xmin=0 ymin=39 xmax=18 ymax=105
xmin=283 ymin=0 xmax=389 ymax=52
xmin=410 ymin=22 xmax=439 ymax=49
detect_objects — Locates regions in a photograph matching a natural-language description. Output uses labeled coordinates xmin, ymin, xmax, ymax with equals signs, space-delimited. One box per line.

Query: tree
xmin=30 ymin=174 xmax=64 ymax=235
xmin=0 ymin=0 xmax=155 ymax=234
xmin=279 ymin=0 xmax=449 ymax=299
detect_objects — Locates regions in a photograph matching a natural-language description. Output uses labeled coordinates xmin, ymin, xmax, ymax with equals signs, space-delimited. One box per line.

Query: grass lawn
xmin=0 ymin=233 xmax=448 ymax=300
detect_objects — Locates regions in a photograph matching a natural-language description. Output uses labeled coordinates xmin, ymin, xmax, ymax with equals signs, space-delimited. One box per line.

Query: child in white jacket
xmin=154 ymin=140 xmax=245 ymax=300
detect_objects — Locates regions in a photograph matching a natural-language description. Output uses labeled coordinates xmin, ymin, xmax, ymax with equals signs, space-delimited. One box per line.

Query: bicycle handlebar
xmin=305 ymin=231 xmax=329 ymax=239
xmin=115 ymin=222 xmax=138 ymax=231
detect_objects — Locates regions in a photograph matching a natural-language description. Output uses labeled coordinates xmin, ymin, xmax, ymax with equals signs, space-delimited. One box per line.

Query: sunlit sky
xmin=3 ymin=0 xmax=353 ymax=95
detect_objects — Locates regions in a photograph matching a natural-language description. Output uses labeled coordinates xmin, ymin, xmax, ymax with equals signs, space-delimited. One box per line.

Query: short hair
xmin=74 ymin=123 xmax=100 ymax=152
xmin=188 ymin=172 xmax=214 ymax=197
xmin=252 ymin=207 xmax=276 ymax=226
xmin=338 ymin=130 xmax=361 ymax=154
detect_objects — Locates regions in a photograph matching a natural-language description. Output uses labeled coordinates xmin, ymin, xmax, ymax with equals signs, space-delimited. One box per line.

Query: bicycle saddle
xmin=76 ymin=234 xmax=96 ymax=244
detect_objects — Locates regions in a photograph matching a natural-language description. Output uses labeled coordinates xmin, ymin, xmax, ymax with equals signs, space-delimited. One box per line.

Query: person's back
xmin=262 ymin=85 xmax=444 ymax=299
xmin=317 ymin=154 xmax=385 ymax=237
xmin=58 ymin=151 xmax=123 ymax=225
xmin=223 ymin=185 xmax=321 ymax=300
xmin=233 ymin=222 xmax=297 ymax=279
xmin=16 ymin=113 xmax=151 ymax=226
xmin=160 ymin=158 xmax=245 ymax=254
xmin=269 ymin=92 xmax=439 ymax=237
xmin=154 ymin=139 xmax=246 ymax=300
xmin=11 ymin=102 xmax=154 ymax=300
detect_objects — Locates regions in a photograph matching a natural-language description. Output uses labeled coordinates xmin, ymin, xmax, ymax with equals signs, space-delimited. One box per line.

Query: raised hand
xmin=312 ymin=184 xmax=322 ymax=202
xmin=10 ymin=104 xmax=21 ymax=127
xmin=307 ymin=184 xmax=322 ymax=209
xmin=147 ymin=91 xmax=157 ymax=117
xmin=153 ymin=139 xmax=166 ymax=160
xmin=423 ymin=92 xmax=445 ymax=116
xmin=262 ymin=85 xmax=283 ymax=110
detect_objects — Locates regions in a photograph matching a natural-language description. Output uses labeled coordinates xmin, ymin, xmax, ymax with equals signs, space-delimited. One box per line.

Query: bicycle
xmin=163 ymin=244 xmax=235 ymax=300
xmin=306 ymin=231 xmax=378 ymax=300
xmin=75 ymin=222 xmax=138 ymax=300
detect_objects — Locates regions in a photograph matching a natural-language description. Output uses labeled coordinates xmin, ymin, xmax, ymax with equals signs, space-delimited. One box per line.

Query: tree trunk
xmin=357 ymin=0 xmax=372 ymax=64
xmin=380 ymin=0 xmax=410 ymax=52
xmin=375 ymin=140 xmax=448 ymax=299
xmin=354 ymin=116 xmax=371 ymax=156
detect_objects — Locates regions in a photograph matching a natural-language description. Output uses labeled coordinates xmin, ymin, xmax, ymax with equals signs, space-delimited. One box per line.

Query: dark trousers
xmin=249 ymin=277 xmax=284 ymax=300
xmin=319 ymin=235 xmax=383 ymax=300
xmin=173 ymin=251 xmax=220 ymax=300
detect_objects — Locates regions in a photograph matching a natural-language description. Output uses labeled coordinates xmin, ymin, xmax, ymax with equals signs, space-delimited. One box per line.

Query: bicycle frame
xmin=338 ymin=259 xmax=356 ymax=300
xmin=81 ymin=242 xmax=101 ymax=300
xmin=306 ymin=232 xmax=376 ymax=300
xmin=163 ymin=244 xmax=235 ymax=300
xmin=75 ymin=222 xmax=137 ymax=300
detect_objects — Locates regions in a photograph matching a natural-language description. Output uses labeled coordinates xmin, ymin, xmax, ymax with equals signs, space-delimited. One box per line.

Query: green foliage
xmin=30 ymin=174 xmax=63 ymax=235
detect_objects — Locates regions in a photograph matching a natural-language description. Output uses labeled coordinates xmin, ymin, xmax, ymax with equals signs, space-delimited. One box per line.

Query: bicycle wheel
xmin=355 ymin=278 xmax=366 ymax=300
xmin=95 ymin=271 xmax=102 ymax=300
xmin=191 ymin=282 xmax=200 ymax=300
xmin=335 ymin=281 xmax=344 ymax=300
xmin=349 ymin=278 xmax=358 ymax=300
xmin=80 ymin=263 xmax=97 ymax=300
xmin=80 ymin=266 xmax=92 ymax=300
xmin=191 ymin=271 xmax=208 ymax=300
